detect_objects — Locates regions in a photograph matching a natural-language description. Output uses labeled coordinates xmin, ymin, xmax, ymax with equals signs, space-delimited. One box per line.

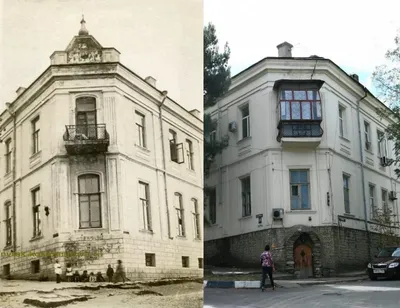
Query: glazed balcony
xmin=63 ymin=124 xmax=109 ymax=155
xmin=277 ymin=120 xmax=323 ymax=148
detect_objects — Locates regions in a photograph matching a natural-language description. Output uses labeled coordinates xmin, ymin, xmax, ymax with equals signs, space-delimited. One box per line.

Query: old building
xmin=204 ymin=42 xmax=400 ymax=277
xmin=0 ymin=19 xmax=203 ymax=280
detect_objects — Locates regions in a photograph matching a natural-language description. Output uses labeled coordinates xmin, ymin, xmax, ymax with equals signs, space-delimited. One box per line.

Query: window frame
xmin=78 ymin=174 xmax=102 ymax=229
xmin=4 ymin=201 xmax=12 ymax=246
xmin=208 ymin=187 xmax=217 ymax=224
xmin=377 ymin=130 xmax=388 ymax=158
xmin=135 ymin=111 xmax=146 ymax=148
xmin=139 ymin=181 xmax=152 ymax=231
xmin=381 ymin=188 xmax=389 ymax=213
xmin=175 ymin=193 xmax=185 ymax=237
xmin=369 ymin=184 xmax=376 ymax=219
xmin=31 ymin=187 xmax=41 ymax=237
xmin=289 ymin=169 xmax=311 ymax=210
xmin=5 ymin=138 xmax=12 ymax=174
xmin=338 ymin=105 xmax=345 ymax=138
xmin=343 ymin=174 xmax=351 ymax=214
xmin=31 ymin=116 xmax=40 ymax=154
xmin=191 ymin=198 xmax=201 ymax=240
xmin=240 ymin=104 xmax=250 ymax=139
xmin=364 ymin=121 xmax=371 ymax=151
xmin=241 ymin=176 xmax=251 ymax=217
xmin=185 ymin=139 xmax=194 ymax=170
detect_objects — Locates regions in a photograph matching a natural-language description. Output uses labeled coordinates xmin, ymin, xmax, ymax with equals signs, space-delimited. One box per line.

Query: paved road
xmin=204 ymin=279 xmax=400 ymax=308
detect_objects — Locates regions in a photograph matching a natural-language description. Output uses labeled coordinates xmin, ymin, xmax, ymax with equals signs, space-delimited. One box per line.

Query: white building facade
xmin=204 ymin=42 xmax=400 ymax=276
xmin=0 ymin=20 xmax=203 ymax=280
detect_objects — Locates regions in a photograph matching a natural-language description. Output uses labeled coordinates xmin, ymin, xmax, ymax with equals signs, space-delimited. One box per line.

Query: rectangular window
xmin=145 ymin=253 xmax=156 ymax=267
xmin=186 ymin=139 xmax=194 ymax=170
xmin=364 ymin=121 xmax=371 ymax=151
xmin=182 ymin=256 xmax=189 ymax=268
xmin=3 ymin=264 xmax=10 ymax=276
xmin=135 ymin=112 xmax=146 ymax=148
xmin=289 ymin=170 xmax=310 ymax=210
xmin=279 ymin=90 xmax=322 ymax=121
xmin=382 ymin=189 xmax=388 ymax=213
xmin=31 ymin=260 xmax=40 ymax=274
xmin=208 ymin=187 xmax=217 ymax=224
xmin=78 ymin=175 xmax=101 ymax=229
xmin=32 ymin=187 xmax=41 ymax=237
xmin=5 ymin=139 xmax=12 ymax=174
xmin=175 ymin=193 xmax=185 ymax=236
xmin=139 ymin=182 xmax=151 ymax=231
xmin=241 ymin=176 xmax=251 ymax=217
xmin=169 ymin=130 xmax=178 ymax=162
xmin=192 ymin=198 xmax=201 ymax=239
xmin=343 ymin=174 xmax=350 ymax=214
xmin=377 ymin=130 xmax=388 ymax=158
xmin=5 ymin=201 xmax=12 ymax=246
xmin=338 ymin=106 xmax=345 ymax=137
xmin=32 ymin=116 xmax=40 ymax=154
xmin=369 ymin=184 xmax=376 ymax=219
xmin=241 ymin=105 xmax=250 ymax=139
xmin=210 ymin=129 xmax=217 ymax=144
xmin=198 ymin=258 xmax=203 ymax=269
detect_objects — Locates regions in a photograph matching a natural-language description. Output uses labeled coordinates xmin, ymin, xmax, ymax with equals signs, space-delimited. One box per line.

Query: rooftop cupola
xmin=78 ymin=15 xmax=89 ymax=36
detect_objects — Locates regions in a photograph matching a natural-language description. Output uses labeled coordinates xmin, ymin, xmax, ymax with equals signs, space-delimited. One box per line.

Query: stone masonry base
xmin=204 ymin=225 xmax=400 ymax=277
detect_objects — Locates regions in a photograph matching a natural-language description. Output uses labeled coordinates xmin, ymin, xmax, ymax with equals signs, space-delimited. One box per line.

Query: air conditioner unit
xmin=272 ymin=208 xmax=284 ymax=220
xmin=380 ymin=156 xmax=388 ymax=167
xmin=389 ymin=191 xmax=397 ymax=201
xmin=228 ymin=121 xmax=237 ymax=133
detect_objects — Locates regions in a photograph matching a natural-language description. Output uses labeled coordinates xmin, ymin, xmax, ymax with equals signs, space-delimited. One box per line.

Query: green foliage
xmin=204 ymin=23 xmax=231 ymax=108
xmin=371 ymin=206 xmax=399 ymax=247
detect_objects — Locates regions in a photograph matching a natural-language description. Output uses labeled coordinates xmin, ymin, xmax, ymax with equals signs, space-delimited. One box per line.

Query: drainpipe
xmin=5 ymin=103 xmax=17 ymax=253
xmin=356 ymin=90 xmax=371 ymax=257
xmin=158 ymin=91 xmax=172 ymax=239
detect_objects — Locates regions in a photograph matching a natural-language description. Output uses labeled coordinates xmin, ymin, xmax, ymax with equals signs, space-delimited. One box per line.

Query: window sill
xmin=4 ymin=171 xmax=13 ymax=184
xmin=76 ymin=227 xmax=106 ymax=231
xmin=139 ymin=229 xmax=154 ymax=235
xmin=30 ymin=235 xmax=43 ymax=242
xmin=176 ymin=235 xmax=187 ymax=240
xmin=343 ymin=213 xmax=355 ymax=217
xmin=339 ymin=136 xmax=350 ymax=143
xmin=287 ymin=210 xmax=315 ymax=213
xmin=365 ymin=149 xmax=374 ymax=155
xmin=3 ymin=245 xmax=13 ymax=251
xmin=194 ymin=237 xmax=202 ymax=241
xmin=29 ymin=151 xmax=42 ymax=168
xmin=135 ymin=144 xmax=150 ymax=153
xmin=237 ymin=136 xmax=252 ymax=144
xmin=239 ymin=215 xmax=252 ymax=220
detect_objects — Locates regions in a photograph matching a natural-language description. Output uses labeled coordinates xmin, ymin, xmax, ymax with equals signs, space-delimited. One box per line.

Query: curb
xmin=203 ymin=276 xmax=369 ymax=289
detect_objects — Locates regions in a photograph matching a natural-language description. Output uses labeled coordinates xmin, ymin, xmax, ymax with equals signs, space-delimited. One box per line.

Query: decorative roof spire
xmin=78 ymin=15 xmax=89 ymax=36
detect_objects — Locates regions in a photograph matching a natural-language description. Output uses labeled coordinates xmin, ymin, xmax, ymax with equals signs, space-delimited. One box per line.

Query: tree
xmin=370 ymin=207 xmax=400 ymax=248
xmin=203 ymin=23 xmax=231 ymax=225
xmin=373 ymin=30 xmax=400 ymax=177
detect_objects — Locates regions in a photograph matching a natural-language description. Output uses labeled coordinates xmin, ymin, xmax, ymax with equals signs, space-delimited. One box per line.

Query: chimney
xmin=145 ymin=76 xmax=157 ymax=87
xmin=277 ymin=42 xmax=293 ymax=57
xmin=189 ymin=109 xmax=201 ymax=118
xmin=16 ymin=87 xmax=26 ymax=96
xmin=350 ymin=74 xmax=359 ymax=82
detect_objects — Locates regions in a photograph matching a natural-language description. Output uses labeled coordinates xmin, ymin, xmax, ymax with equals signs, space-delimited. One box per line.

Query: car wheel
xmin=369 ymin=275 xmax=377 ymax=281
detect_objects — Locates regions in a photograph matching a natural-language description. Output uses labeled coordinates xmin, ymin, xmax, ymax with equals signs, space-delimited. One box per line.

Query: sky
xmin=0 ymin=0 xmax=203 ymax=114
xmin=204 ymin=0 xmax=400 ymax=98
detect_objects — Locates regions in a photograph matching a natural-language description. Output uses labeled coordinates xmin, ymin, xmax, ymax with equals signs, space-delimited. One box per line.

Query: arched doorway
xmin=293 ymin=233 xmax=314 ymax=279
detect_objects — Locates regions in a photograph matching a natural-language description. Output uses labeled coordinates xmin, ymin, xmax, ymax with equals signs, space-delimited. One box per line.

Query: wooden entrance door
xmin=294 ymin=244 xmax=313 ymax=278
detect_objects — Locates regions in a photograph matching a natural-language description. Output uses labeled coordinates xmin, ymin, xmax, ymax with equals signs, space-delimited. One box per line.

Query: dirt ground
xmin=0 ymin=282 xmax=203 ymax=308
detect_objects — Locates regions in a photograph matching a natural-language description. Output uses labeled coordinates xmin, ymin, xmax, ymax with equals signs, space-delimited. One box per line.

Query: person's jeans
xmin=261 ymin=266 xmax=274 ymax=288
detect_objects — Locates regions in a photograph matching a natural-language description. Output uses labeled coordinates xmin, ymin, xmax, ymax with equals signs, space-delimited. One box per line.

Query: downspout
xmin=356 ymin=90 xmax=371 ymax=257
xmin=5 ymin=103 xmax=17 ymax=252
xmin=158 ymin=91 xmax=172 ymax=239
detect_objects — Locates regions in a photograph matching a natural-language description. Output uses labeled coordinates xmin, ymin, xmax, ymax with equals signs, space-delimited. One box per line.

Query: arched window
xmin=4 ymin=201 xmax=12 ymax=246
xmin=76 ymin=97 xmax=97 ymax=139
xmin=78 ymin=174 xmax=101 ymax=228
xmin=174 ymin=193 xmax=185 ymax=236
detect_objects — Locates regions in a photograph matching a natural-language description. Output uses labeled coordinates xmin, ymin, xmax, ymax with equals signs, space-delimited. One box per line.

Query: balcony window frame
xmin=240 ymin=176 xmax=251 ymax=217
xmin=377 ymin=130 xmax=388 ymax=158
xmin=5 ymin=138 xmax=12 ymax=174
xmin=139 ymin=181 xmax=152 ymax=231
xmin=31 ymin=116 xmax=40 ymax=155
xmin=135 ymin=111 xmax=146 ymax=148
xmin=279 ymin=89 xmax=322 ymax=121
xmin=75 ymin=97 xmax=97 ymax=139
xmin=78 ymin=174 xmax=102 ymax=229
xmin=289 ymin=170 xmax=311 ymax=210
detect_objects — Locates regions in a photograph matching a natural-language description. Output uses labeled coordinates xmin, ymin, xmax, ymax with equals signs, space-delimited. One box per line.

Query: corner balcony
xmin=277 ymin=120 xmax=323 ymax=149
xmin=63 ymin=124 xmax=110 ymax=155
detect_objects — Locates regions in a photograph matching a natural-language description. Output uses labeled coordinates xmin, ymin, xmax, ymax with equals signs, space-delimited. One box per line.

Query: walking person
xmin=54 ymin=259 xmax=62 ymax=283
xmin=260 ymin=245 xmax=275 ymax=291
xmin=114 ymin=260 xmax=126 ymax=283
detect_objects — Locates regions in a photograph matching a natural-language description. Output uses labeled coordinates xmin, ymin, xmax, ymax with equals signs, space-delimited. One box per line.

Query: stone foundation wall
xmin=204 ymin=225 xmax=400 ymax=276
xmin=1 ymin=233 xmax=203 ymax=281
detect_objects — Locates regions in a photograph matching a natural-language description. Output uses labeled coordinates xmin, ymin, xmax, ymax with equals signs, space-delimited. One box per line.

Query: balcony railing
xmin=277 ymin=120 xmax=323 ymax=142
xmin=63 ymin=124 xmax=110 ymax=155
